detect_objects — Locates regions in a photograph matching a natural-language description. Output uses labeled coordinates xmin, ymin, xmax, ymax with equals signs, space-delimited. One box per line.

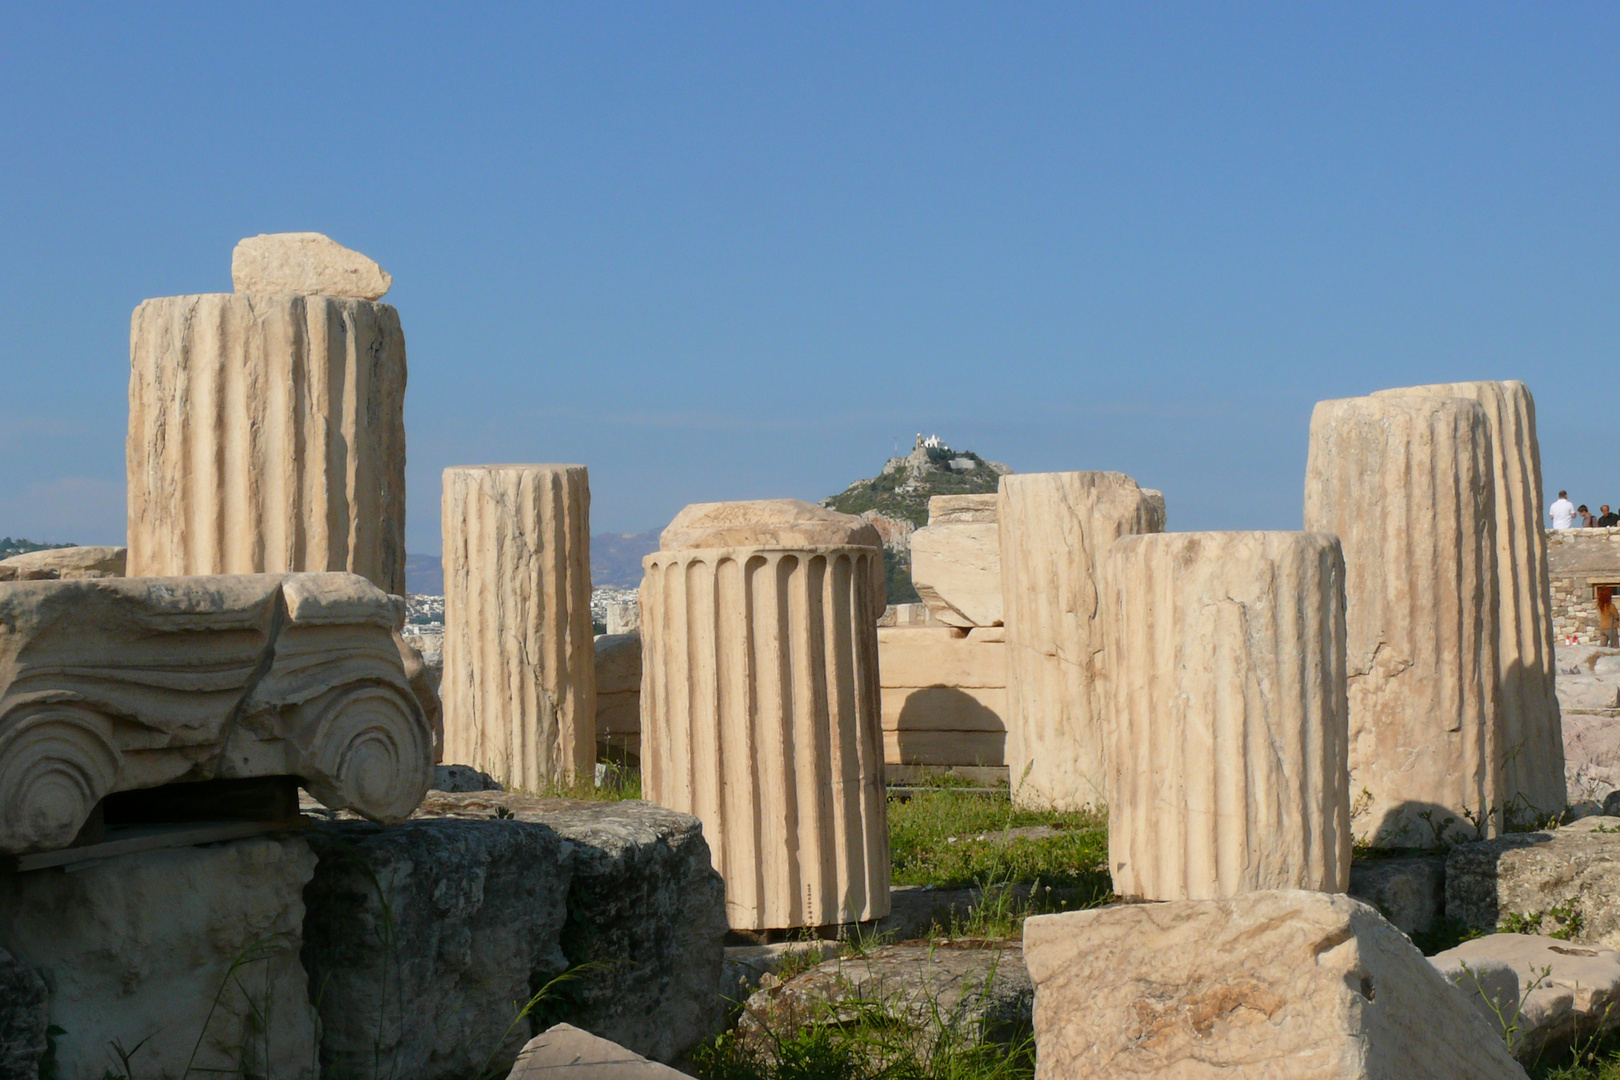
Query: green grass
xmin=888 ymin=788 xmax=1109 ymax=893
xmin=886 ymin=787 xmax=1113 ymax=938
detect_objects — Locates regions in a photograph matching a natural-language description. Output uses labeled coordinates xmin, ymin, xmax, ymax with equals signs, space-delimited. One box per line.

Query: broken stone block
xmin=304 ymin=792 xmax=725 ymax=1075
xmin=303 ymin=815 xmax=572 ymax=1080
xmin=1374 ymin=381 xmax=1565 ymax=822
xmin=910 ymin=494 xmax=1002 ymax=628
xmin=998 ymin=472 xmax=1162 ymax=810
xmin=441 ymin=465 xmax=596 ymax=788
xmin=1347 ymin=854 xmax=1446 ymax=934
xmin=0 ymin=573 xmax=433 ymax=855
xmin=1446 ymin=816 xmax=1620 ymax=948
xmin=0 ymin=545 xmax=124 ymax=581
xmin=0 ymin=946 xmax=47 ymax=1080
xmin=0 ymin=836 xmax=317 ymax=1080
xmin=1431 ymin=933 xmax=1620 ymax=1062
xmin=1305 ymin=393 xmax=1502 ymax=846
xmin=642 ymin=500 xmax=890 ymax=930
xmin=1023 ymin=889 xmax=1527 ymax=1079
xmin=505 ymin=1024 xmax=688 ymax=1080
xmin=128 ymin=292 xmax=406 ymax=593
xmin=231 ymin=232 xmax=392 ymax=299
xmin=1103 ymin=530 xmax=1351 ymax=900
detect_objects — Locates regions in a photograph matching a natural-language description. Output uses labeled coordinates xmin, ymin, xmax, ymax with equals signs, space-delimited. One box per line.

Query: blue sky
xmin=2 ymin=4 xmax=1616 ymax=554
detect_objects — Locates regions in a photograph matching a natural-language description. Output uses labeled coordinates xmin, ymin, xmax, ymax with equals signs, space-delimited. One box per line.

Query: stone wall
xmin=1547 ymin=528 xmax=1620 ymax=643
xmin=878 ymin=625 xmax=1007 ymax=771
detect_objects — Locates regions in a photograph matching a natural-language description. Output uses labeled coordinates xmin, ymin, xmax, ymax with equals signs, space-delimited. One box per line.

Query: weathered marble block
xmin=999 ymin=472 xmax=1161 ymax=810
xmin=1305 ymin=394 xmax=1502 ymax=846
xmin=1104 ymin=531 xmax=1351 ymax=900
xmin=910 ymin=494 xmax=1002 ymax=628
xmin=231 ymin=231 xmax=393 ymax=299
xmin=441 ymin=465 xmax=595 ymax=788
xmin=0 ymin=836 xmax=318 ymax=1080
xmin=0 ymin=573 xmax=432 ymax=854
xmin=1373 ymin=381 xmax=1565 ymax=823
xmin=305 ymin=792 xmax=725 ymax=1077
xmin=0 ymin=545 xmax=125 ymax=581
xmin=127 ymin=292 xmax=407 ymax=594
xmin=1023 ymin=890 xmax=1528 ymax=1080
xmin=641 ymin=499 xmax=890 ymax=930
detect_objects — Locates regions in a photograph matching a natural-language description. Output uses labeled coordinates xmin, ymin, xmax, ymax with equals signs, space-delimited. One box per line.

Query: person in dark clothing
xmin=1599 ymin=505 xmax=1619 ymax=528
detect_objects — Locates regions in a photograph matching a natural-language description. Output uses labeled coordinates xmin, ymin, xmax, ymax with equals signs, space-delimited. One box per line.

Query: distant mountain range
xmin=405 ymin=529 xmax=662 ymax=595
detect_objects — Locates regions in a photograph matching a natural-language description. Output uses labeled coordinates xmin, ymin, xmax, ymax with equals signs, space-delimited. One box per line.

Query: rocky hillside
xmin=822 ymin=436 xmax=1011 ymax=603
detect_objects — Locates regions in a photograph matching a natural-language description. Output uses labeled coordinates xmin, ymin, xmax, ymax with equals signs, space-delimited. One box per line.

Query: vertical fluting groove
xmin=441 ymin=465 xmax=594 ymax=790
xmin=1105 ymin=531 xmax=1349 ymax=901
xmin=126 ymin=293 xmax=405 ymax=593
xmin=641 ymin=535 xmax=889 ymax=930
xmin=1000 ymin=472 xmax=1161 ymax=811
xmin=1306 ymin=394 xmax=1500 ymax=846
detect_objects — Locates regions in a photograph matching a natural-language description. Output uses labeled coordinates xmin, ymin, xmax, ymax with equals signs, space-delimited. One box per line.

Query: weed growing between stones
xmin=692 ymin=969 xmax=1035 ymax=1080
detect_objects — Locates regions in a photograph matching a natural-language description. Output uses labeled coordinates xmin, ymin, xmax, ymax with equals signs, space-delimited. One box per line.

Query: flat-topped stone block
xmin=0 ymin=572 xmax=433 ymax=854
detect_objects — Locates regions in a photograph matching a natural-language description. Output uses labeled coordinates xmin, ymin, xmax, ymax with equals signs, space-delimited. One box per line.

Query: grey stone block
xmin=1348 ymin=854 xmax=1447 ymax=933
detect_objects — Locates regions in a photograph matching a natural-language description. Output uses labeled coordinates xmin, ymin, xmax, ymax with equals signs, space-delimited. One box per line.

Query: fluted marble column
xmin=1373 ymin=380 xmax=1564 ymax=823
xmin=1305 ymin=394 xmax=1501 ymax=846
xmin=1103 ymin=531 xmax=1350 ymax=900
xmin=441 ymin=466 xmax=595 ymax=788
xmin=641 ymin=499 xmax=889 ymax=930
xmin=127 ymin=293 xmax=406 ymax=594
xmin=998 ymin=472 xmax=1161 ymax=811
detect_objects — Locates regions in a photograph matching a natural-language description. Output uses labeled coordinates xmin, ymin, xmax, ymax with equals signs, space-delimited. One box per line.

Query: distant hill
xmin=590 ymin=530 xmax=662 ymax=587
xmin=405 ymin=553 xmax=445 ymax=595
xmin=821 ymin=435 xmax=1010 ymax=603
xmin=404 ymin=528 xmax=662 ymax=595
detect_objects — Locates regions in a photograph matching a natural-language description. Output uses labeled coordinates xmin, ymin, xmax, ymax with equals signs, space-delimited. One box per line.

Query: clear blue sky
xmin=2 ymin=4 xmax=1616 ymax=555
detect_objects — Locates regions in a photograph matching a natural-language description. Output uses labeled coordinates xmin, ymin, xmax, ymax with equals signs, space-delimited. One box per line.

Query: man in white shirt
xmin=1550 ymin=490 xmax=1577 ymax=530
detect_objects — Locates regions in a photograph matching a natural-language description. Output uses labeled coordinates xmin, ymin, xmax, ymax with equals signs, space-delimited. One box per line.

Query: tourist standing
xmin=1599 ymin=505 xmax=1619 ymax=528
xmin=1551 ymin=491 xmax=1577 ymax=529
